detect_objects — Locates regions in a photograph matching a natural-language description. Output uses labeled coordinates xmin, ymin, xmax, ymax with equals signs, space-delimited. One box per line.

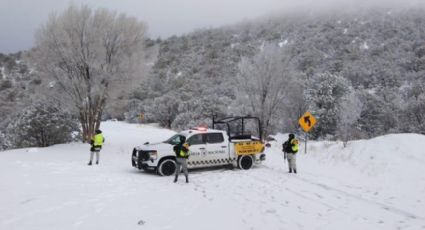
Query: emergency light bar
xmin=192 ymin=126 xmax=207 ymax=131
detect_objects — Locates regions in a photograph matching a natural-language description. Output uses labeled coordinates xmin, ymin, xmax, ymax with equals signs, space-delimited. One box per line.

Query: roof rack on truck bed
xmin=212 ymin=115 xmax=263 ymax=141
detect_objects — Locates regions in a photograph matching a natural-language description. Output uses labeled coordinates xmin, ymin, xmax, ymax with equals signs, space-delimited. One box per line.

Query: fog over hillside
xmin=128 ymin=6 xmax=425 ymax=140
xmin=1 ymin=0 xmax=425 ymax=53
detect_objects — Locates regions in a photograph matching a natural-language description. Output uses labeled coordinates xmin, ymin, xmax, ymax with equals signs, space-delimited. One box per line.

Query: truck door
xmin=205 ymin=133 xmax=229 ymax=165
xmin=186 ymin=134 xmax=207 ymax=167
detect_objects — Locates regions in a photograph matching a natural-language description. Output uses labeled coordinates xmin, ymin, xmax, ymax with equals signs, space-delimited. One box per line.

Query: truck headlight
xmin=149 ymin=151 xmax=158 ymax=160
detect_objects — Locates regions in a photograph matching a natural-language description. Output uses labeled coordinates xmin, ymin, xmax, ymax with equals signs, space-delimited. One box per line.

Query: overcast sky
xmin=0 ymin=0 xmax=424 ymax=53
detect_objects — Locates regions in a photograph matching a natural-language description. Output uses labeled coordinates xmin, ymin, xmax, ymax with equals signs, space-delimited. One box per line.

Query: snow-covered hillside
xmin=1 ymin=121 xmax=424 ymax=230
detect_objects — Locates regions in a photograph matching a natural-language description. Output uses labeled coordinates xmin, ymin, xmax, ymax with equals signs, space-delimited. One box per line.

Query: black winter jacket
xmin=173 ymin=144 xmax=189 ymax=159
xmin=283 ymin=137 xmax=295 ymax=153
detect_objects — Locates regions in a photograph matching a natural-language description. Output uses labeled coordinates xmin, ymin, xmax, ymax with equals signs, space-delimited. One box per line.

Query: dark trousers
xmin=175 ymin=158 xmax=188 ymax=181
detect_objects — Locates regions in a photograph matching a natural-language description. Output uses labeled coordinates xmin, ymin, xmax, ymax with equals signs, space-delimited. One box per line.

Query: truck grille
xmin=138 ymin=150 xmax=150 ymax=161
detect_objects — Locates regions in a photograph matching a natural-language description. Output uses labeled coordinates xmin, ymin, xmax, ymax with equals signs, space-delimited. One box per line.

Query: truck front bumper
xmin=131 ymin=148 xmax=158 ymax=170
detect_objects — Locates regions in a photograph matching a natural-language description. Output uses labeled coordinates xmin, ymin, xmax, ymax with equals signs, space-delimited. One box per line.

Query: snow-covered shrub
xmin=4 ymin=103 xmax=80 ymax=149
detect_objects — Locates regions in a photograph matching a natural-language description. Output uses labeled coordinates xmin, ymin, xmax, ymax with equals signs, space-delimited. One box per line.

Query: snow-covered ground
xmin=1 ymin=121 xmax=424 ymax=230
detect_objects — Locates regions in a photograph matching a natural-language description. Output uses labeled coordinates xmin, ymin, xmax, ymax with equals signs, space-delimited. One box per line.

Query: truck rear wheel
xmin=157 ymin=158 xmax=177 ymax=176
xmin=238 ymin=155 xmax=253 ymax=170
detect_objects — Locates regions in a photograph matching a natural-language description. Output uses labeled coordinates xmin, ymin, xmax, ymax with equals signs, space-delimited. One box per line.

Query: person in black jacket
xmin=282 ymin=133 xmax=299 ymax=173
xmin=173 ymin=136 xmax=190 ymax=183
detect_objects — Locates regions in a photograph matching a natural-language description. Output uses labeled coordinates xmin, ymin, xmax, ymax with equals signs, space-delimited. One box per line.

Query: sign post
xmin=298 ymin=111 xmax=317 ymax=154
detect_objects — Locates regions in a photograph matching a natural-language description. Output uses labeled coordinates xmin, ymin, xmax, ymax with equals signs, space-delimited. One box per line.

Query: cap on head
xmin=95 ymin=129 xmax=102 ymax=134
xmin=289 ymin=133 xmax=295 ymax=139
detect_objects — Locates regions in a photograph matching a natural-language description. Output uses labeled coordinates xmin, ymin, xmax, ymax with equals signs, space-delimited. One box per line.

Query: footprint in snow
xmin=265 ymin=209 xmax=276 ymax=214
xmin=280 ymin=200 xmax=289 ymax=206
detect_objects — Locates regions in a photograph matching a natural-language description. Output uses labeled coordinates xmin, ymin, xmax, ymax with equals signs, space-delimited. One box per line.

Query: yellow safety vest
xmin=93 ymin=134 xmax=104 ymax=146
xmin=179 ymin=149 xmax=189 ymax=158
xmin=291 ymin=139 xmax=299 ymax=153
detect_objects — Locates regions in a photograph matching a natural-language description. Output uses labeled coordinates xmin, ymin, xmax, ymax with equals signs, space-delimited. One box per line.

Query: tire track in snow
xmin=251 ymin=164 xmax=425 ymax=230
xmin=293 ymin=174 xmax=425 ymax=221
xmin=260 ymin=158 xmax=424 ymax=222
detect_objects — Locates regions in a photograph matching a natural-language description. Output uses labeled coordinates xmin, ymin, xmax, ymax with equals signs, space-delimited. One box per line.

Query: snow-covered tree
xmin=235 ymin=44 xmax=294 ymax=137
xmin=4 ymin=103 xmax=80 ymax=148
xmin=172 ymin=93 xmax=231 ymax=130
xmin=144 ymin=93 xmax=180 ymax=128
xmin=337 ymin=90 xmax=362 ymax=147
xmin=0 ymin=131 xmax=5 ymax=150
xmin=278 ymin=72 xmax=308 ymax=133
xmin=31 ymin=4 xmax=147 ymax=141
xmin=306 ymin=72 xmax=350 ymax=139
xmin=399 ymin=82 xmax=425 ymax=133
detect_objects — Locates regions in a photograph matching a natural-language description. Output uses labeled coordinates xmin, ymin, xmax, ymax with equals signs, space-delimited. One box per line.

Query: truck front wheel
xmin=238 ymin=155 xmax=253 ymax=170
xmin=157 ymin=158 xmax=177 ymax=176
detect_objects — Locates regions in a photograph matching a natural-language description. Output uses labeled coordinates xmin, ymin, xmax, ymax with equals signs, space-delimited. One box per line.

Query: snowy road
xmin=1 ymin=122 xmax=424 ymax=230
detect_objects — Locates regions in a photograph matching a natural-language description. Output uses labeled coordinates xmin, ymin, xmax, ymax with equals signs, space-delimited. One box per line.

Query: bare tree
xmin=280 ymin=73 xmax=308 ymax=132
xmin=31 ymin=4 xmax=147 ymax=141
xmin=235 ymin=44 xmax=294 ymax=137
xmin=337 ymin=90 xmax=362 ymax=147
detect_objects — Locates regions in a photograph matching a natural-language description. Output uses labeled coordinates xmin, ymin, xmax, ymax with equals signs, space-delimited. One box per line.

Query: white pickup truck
xmin=131 ymin=116 xmax=266 ymax=176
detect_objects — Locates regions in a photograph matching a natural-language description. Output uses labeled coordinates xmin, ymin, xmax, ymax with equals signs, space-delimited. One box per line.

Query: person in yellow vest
xmin=173 ymin=136 xmax=190 ymax=183
xmin=284 ymin=133 xmax=299 ymax=173
xmin=88 ymin=129 xmax=105 ymax=166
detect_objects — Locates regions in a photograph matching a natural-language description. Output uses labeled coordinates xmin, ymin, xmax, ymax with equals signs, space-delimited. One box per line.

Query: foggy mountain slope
xmin=131 ymin=7 xmax=425 ymax=136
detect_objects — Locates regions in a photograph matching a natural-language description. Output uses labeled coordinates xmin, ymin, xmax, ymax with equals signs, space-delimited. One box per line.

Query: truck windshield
xmin=163 ymin=134 xmax=184 ymax=145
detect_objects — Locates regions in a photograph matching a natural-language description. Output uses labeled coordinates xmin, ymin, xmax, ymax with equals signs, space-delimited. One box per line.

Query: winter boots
xmin=88 ymin=161 xmax=92 ymax=166
xmin=174 ymin=175 xmax=189 ymax=183
xmin=87 ymin=161 xmax=99 ymax=166
xmin=289 ymin=169 xmax=297 ymax=174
